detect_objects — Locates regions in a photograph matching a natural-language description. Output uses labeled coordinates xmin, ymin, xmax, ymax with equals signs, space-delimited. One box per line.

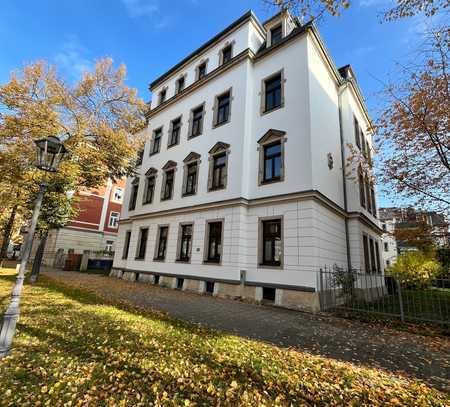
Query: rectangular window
xmin=143 ymin=176 xmax=155 ymax=204
xmin=184 ymin=162 xmax=198 ymax=196
xmin=370 ymin=185 xmax=377 ymax=217
xmin=108 ymin=211 xmax=119 ymax=228
xmin=375 ymin=241 xmax=381 ymax=273
xmin=105 ymin=240 xmax=114 ymax=253
xmin=221 ymin=45 xmax=232 ymax=64
xmin=168 ymin=117 xmax=181 ymax=147
xmin=113 ymin=187 xmax=123 ymax=202
xmin=263 ymin=142 xmax=282 ymax=183
xmin=176 ymin=76 xmax=185 ymax=94
xmin=136 ymin=149 xmax=143 ymax=167
xmin=197 ymin=62 xmax=207 ymax=80
xmin=211 ymin=153 xmax=226 ymax=190
xmin=264 ymin=74 xmax=282 ymax=112
xmin=178 ymin=224 xmax=193 ymax=262
xmin=384 ymin=242 xmax=389 ymax=252
xmin=369 ymin=238 xmax=376 ymax=273
xmin=122 ymin=231 xmax=131 ymax=259
xmin=354 ymin=116 xmax=361 ymax=149
xmin=159 ymin=89 xmax=166 ymax=105
xmin=129 ymin=182 xmax=139 ymax=211
xmin=215 ymin=91 xmax=230 ymax=126
xmin=162 ymin=170 xmax=175 ymax=201
xmin=270 ymin=24 xmax=283 ymax=45
xmin=365 ymin=178 xmax=372 ymax=214
xmin=363 ymin=235 xmax=370 ymax=273
xmin=155 ymin=226 xmax=168 ymax=260
xmin=190 ymin=106 xmax=204 ymax=138
xmin=206 ymin=221 xmax=222 ymax=263
xmin=136 ymin=228 xmax=148 ymax=260
xmin=150 ymin=128 xmax=162 ymax=155
xmin=359 ymin=170 xmax=366 ymax=209
xmin=261 ymin=219 xmax=282 ymax=267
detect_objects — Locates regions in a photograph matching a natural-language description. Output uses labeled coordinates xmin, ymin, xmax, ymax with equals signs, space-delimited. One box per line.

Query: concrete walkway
xmin=43 ymin=270 xmax=449 ymax=391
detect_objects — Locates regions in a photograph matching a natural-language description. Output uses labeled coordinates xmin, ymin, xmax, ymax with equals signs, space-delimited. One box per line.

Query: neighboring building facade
xmin=380 ymin=207 xmax=449 ymax=262
xmin=112 ymin=10 xmax=382 ymax=311
xmin=379 ymin=216 xmax=398 ymax=268
xmin=35 ymin=178 xmax=125 ymax=266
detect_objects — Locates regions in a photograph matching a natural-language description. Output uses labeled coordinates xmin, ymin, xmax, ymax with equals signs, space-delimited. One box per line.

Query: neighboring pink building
xmin=35 ymin=179 xmax=125 ymax=266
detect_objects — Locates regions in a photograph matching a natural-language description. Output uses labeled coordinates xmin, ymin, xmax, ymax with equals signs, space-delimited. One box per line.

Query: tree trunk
xmin=29 ymin=231 xmax=48 ymax=283
xmin=0 ymin=204 xmax=18 ymax=260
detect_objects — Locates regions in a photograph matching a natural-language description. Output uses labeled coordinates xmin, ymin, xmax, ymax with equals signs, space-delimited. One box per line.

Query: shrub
xmin=386 ymin=251 xmax=441 ymax=288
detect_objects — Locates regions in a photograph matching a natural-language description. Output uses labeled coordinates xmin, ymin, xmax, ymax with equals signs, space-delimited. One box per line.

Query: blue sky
xmin=0 ymin=0 xmax=434 ymax=207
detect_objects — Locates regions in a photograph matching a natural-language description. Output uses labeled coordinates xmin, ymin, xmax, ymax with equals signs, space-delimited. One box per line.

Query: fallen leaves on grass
xmin=0 ymin=268 xmax=448 ymax=406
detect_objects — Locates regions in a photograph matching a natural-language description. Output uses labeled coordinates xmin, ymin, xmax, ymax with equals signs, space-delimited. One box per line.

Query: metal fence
xmin=319 ymin=265 xmax=450 ymax=325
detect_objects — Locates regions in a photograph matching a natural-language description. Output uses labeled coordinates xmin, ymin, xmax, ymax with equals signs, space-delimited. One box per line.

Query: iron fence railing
xmin=319 ymin=265 xmax=450 ymax=325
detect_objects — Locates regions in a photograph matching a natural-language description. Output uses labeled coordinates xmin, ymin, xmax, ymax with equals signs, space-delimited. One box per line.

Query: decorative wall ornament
xmin=327 ymin=153 xmax=334 ymax=170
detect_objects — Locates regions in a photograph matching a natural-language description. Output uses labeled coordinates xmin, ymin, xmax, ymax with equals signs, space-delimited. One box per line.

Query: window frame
xmin=150 ymin=126 xmax=163 ymax=156
xmin=358 ymin=167 xmax=366 ymax=209
xmin=261 ymin=69 xmax=285 ymax=115
xmin=143 ymin=174 xmax=156 ymax=205
xmin=257 ymin=129 xmax=287 ymax=185
xmin=270 ymin=23 xmax=283 ymax=46
xmin=161 ymin=168 xmax=175 ymax=201
xmin=177 ymin=222 xmax=194 ymax=263
xmin=207 ymin=142 xmax=230 ymax=192
xmin=220 ymin=44 xmax=233 ymax=65
xmin=113 ymin=187 xmax=123 ymax=203
xmin=213 ymin=88 xmax=232 ymax=128
xmin=203 ymin=219 xmax=224 ymax=264
xmin=128 ymin=178 xmax=139 ymax=211
xmin=122 ymin=230 xmax=131 ymax=260
xmin=188 ymin=103 xmax=205 ymax=139
xmin=168 ymin=116 xmax=182 ymax=148
xmin=135 ymin=227 xmax=149 ymax=260
xmin=154 ymin=225 xmax=169 ymax=261
xmin=196 ymin=60 xmax=208 ymax=81
xmin=158 ymin=87 xmax=167 ymax=105
xmin=258 ymin=216 xmax=283 ymax=269
xmin=175 ymin=75 xmax=186 ymax=94
xmin=108 ymin=211 xmax=120 ymax=229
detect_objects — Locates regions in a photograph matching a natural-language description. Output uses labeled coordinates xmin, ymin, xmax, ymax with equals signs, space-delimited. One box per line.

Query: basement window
xmin=205 ymin=281 xmax=215 ymax=295
xmin=262 ymin=287 xmax=276 ymax=302
xmin=176 ymin=278 xmax=184 ymax=290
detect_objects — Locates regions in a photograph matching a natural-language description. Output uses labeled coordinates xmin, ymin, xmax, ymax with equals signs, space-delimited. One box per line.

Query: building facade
xmin=380 ymin=207 xmax=449 ymax=266
xmin=34 ymin=178 xmax=125 ymax=266
xmin=112 ymin=10 xmax=382 ymax=311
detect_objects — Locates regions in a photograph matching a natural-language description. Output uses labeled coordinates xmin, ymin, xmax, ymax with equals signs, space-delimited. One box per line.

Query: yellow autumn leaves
xmin=0 ymin=268 xmax=448 ymax=406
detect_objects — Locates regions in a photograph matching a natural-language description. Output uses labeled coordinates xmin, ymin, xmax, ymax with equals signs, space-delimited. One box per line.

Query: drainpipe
xmin=338 ymin=82 xmax=352 ymax=271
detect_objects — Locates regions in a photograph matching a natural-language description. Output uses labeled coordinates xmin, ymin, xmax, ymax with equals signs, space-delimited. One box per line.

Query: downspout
xmin=338 ymin=82 xmax=352 ymax=271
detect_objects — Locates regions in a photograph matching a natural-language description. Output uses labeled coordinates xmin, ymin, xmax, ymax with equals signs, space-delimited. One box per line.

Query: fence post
xmin=319 ymin=268 xmax=324 ymax=310
xmin=396 ymin=278 xmax=405 ymax=323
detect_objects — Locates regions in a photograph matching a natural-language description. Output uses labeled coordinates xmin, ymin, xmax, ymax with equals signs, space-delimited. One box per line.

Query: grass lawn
xmin=342 ymin=287 xmax=450 ymax=327
xmin=0 ymin=268 xmax=448 ymax=406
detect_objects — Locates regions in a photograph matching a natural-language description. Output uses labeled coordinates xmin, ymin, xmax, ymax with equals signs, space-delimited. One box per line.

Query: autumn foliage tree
xmin=376 ymin=28 xmax=449 ymax=212
xmin=0 ymin=59 xmax=147 ymax=269
xmin=267 ymin=0 xmax=449 ymax=21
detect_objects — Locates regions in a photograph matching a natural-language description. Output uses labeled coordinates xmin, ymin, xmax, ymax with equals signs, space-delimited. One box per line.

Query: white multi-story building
xmin=112 ymin=10 xmax=383 ymax=311
xmin=380 ymin=219 xmax=398 ymax=268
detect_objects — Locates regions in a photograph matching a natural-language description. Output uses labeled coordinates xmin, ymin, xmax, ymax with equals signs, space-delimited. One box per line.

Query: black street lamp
xmin=0 ymin=136 xmax=67 ymax=357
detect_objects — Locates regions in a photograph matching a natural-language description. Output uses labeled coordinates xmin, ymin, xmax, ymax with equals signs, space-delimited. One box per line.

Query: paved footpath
xmin=43 ymin=270 xmax=449 ymax=392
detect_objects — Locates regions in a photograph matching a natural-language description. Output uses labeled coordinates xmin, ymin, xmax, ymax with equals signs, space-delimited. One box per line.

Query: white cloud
xmin=121 ymin=0 xmax=159 ymax=18
xmin=54 ymin=35 xmax=93 ymax=80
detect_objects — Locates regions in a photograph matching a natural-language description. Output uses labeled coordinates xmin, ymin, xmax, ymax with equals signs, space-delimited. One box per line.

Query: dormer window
xmin=197 ymin=62 xmax=207 ymax=80
xmin=176 ymin=76 xmax=185 ymax=94
xmin=270 ymin=24 xmax=283 ymax=46
xmin=159 ymin=88 xmax=166 ymax=105
xmin=221 ymin=45 xmax=232 ymax=65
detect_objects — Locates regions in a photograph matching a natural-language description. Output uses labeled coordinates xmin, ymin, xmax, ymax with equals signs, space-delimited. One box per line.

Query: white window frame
xmin=109 ymin=211 xmax=120 ymax=228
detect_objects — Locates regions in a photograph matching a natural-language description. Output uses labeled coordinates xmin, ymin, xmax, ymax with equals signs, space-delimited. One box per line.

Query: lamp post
xmin=0 ymin=136 xmax=67 ymax=357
